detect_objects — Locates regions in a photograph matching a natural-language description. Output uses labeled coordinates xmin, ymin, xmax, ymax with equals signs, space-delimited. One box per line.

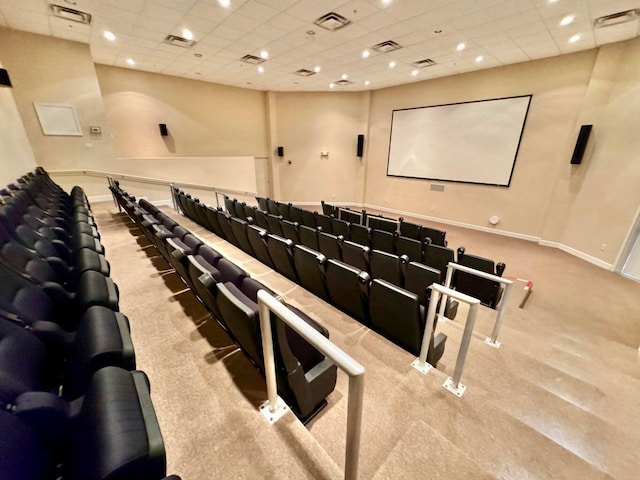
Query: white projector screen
xmin=387 ymin=95 xmax=532 ymax=187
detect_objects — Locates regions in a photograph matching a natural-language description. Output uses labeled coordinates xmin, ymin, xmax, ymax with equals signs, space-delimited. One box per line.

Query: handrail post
xmin=437 ymin=264 xmax=454 ymax=320
xmin=258 ymin=300 xmax=280 ymax=413
xmin=411 ymin=287 xmax=441 ymax=374
xmin=485 ymin=281 xmax=514 ymax=348
xmin=345 ymin=374 xmax=364 ymax=480
xmin=443 ymin=302 xmax=479 ymax=397
xmin=169 ymin=183 xmax=177 ymax=213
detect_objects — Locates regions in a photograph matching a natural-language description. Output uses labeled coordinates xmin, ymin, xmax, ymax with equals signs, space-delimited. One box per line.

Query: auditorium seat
xmin=402 ymin=261 xmax=441 ymax=306
xmin=422 ymin=226 xmax=447 ymax=247
xmin=298 ymin=224 xmax=319 ymax=251
xmin=277 ymin=201 xmax=291 ymax=220
xmin=251 ymin=208 xmax=270 ymax=231
xmin=234 ymin=200 xmax=247 ymax=220
xmin=325 ymin=259 xmax=371 ymax=325
xmin=317 ymin=231 xmax=343 ymax=261
xmin=266 ymin=214 xmax=285 ymax=237
xmin=455 ymin=247 xmax=506 ymax=309
xmin=204 ymin=206 xmax=224 ymax=237
xmin=299 ymin=209 xmax=317 ymax=229
xmin=349 ymin=223 xmax=371 ymax=247
xmin=215 ymin=210 xmax=239 ymax=246
xmin=224 ymin=196 xmax=236 ymax=216
xmin=331 ymin=217 xmax=350 ymax=239
xmin=230 ymin=217 xmax=255 ymax=256
xmin=255 ymin=196 xmax=269 ymax=212
xmin=370 ymin=228 xmax=396 ymax=254
xmin=266 ymin=198 xmax=280 ymax=216
xmin=395 ymin=235 xmax=423 ymax=263
xmin=399 ymin=219 xmax=422 ymax=240
xmin=338 ymin=208 xmax=363 ymax=225
xmin=281 ymin=219 xmax=301 ymax=244
xmin=314 ymin=213 xmax=332 ymax=233
xmin=369 ymin=250 xmax=407 ymax=286
xmin=292 ymin=244 xmax=329 ymax=301
xmin=247 ymin=225 xmax=275 ymax=269
xmin=321 ymin=200 xmax=336 ymax=217
xmin=243 ymin=203 xmax=257 ymax=221
xmin=165 ymin=234 xmax=204 ymax=289
xmin=368 ymin=214 xmax=398 ymax=233
xmin=266 ymin=234 xmax=298 ymax=282
xmin=369 ymin=279 xmax=447 ymax=365
xmin=289 ymin=205 xmax=304 ymax=225
xmin=423 ymin=243 xmax=456 ymax=283
xmin=341 ymin=240 xmax=370 ymax=272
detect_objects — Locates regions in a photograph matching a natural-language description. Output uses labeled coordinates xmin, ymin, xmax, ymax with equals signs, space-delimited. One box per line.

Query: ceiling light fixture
xmin=314 ymin=65 xmax=321 ymax=73
xmin=329 ymin=83 xmax=335 ymax=88
xmin=258 ymin=66 xmax=264 ymax=73
xmin=362 ymin=49 xmax=370 ymax=58
xmin=126 ymin=58 xmax=135 ymax=66
xmin=260 ymin=50 xmax=269 ymax=59
xmin=456 ymin=42 xmax=466 ymax=51
xmin=103 ymin=31 xmax=116 ymax=41
xmin=569 ymin=34 xmax=582 ymax=43
xmin=475 ymin=55 xmax=484 ymax=63
xmin=182 ymin=28 xmax=194 ymax=40
xmin=218 ymin=0 xmax=231 ymax=7
xmin=389 ymin=60 xmax=396 ymax=68
xmin=341 ymin=73 xmax=348 ymax=80
xmin=411 ymin=69 xmax=418 ymax=76
xmin=365 ymin=80 xmax=370 ymax=86
xmin=560 ymin=15 xmax=574 ymax=26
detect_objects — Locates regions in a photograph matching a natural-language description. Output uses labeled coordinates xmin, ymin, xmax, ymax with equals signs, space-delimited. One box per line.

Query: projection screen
xmin=387 ymin=95 xmax=532 ymax=187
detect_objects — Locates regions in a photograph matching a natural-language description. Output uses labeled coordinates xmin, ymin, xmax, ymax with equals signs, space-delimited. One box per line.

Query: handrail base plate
xmin=484 ymin=337 xmax=501 ymax=349
xmin=443 ymin=377 xmax=467 ymax=397
xmin=411 ymin=359 xmax=433 ymax=375
xmin=259 ymin=397 xmax=289 ymax=424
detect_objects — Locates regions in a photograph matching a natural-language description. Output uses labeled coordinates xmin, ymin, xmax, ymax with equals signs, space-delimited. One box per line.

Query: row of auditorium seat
xmin=110 ymin=181 xmax=337 ymax=423
xmin=249 ymin=196 xmax=506 ymax=310
xmin=0 ymin=169 xmax=178 ymax=480
xmin=171 ymin=188 xmax=449 ymax=365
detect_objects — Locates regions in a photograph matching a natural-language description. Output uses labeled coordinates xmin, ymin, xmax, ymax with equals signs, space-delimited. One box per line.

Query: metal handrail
xmin=438 ymin=262 xmax=514 ymax=348
xmin=49 ymin=168 xmax=256 ymax=198
xmin=257 ymin=290 xmax=365 ymax=480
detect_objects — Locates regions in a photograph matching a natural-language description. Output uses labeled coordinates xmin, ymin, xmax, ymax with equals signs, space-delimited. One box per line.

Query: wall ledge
xmin=538 ymin=240 xmax=614 ymax=271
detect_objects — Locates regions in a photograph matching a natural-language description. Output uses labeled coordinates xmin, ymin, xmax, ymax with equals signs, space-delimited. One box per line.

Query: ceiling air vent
xmin=372 ymin=40 xmax=402 ymax=54
xmin=241 ymin=54 xmax=266 ymax=65
xmin=412 ymin=58 xmax=436 ymax=68
xmin=294 ymin=69 xmax=316 ymax=77
xmin=334 ymin=79 xmax=353 ymax=86
xmin=50 ymin=4 xmax=92 ymax=24
xmin=314 ymin=12 xmax=351 ymax=31
xmin=594 ymin=9 xmax=640 ymax=27
xmin=163 ymin=35 xmax=197 ymax=48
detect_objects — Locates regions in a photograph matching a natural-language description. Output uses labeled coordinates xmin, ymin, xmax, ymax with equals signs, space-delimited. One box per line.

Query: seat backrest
xmin=224 ymin=196 xmax=235 ymax=215
xmin=395 ymin=235 xmax=423 ymax=263
xmin=399 ymin=220 xmax=422 ymax=240
xmin=266 ymin=198 xmax=280 ymax=216
xmin=423 ymin=243 xmax=455 ymax=283
xmin=215 ymin=258 xmax=248 ymax=287
xmin=281 ymin=220 xmax=300 ymax=244
xmin=299 ymin=209 xmax=317 ymax=229
xmin=369 ymin=249 xmax=405 ymax=286
xmin=403 ymin=261 xmax=441 ymax=306
xmin=277 ymin=202 xmax=291 ymax=220
xmin=230 ymin=217 xmax=254 ymax=256
xmin=234 ymin=200 xmax=247 ymax=220
xmin=215 ymin=210 xmax=238 ymax=246
xmin=292 ymin=244 xmax=329 ymax=301
xmin=247 ymin=225 xmax=274 ymax=268
xmin=243 ymin=204 xmax=256 ymax=221
xmin=315 ymin=213 xmax=332 ymax=233
xmin=341 ymin=240 xmax=370 ymax=272
xmin=252 ymin=208 xmax=270 ymax=230
xmin=370 ymin=228 xmax=396 ymax=254
xmin=325 ymin=259 xmax=370 ymax=324
xmin=349 ymin=223 xmax=371 ymax=247
xmin=422 ymin=226 xmax=447 ymax=247
xmin=266 ymin=214 xmax=284 ymax=237
xmin=298 ymin=225 xmax=319 ymax=251
xmin=321 ymin=200 xmax=336 ymax=217
xmin=338 ymin=208 xmax=363 ymax=225
xmin=256 ymin=196 xmax=269 ymax=212
xmin=331 ymin=217 xmax=350 ymax=239
xmin=369 ymin=279 xmax=423 ymax=356
xmin=317 ymin=231 xmax=342 ymax=261
xmin=455 ymin=248 xmax=505 ymax=309
xmin=266 ymin=234 xmax=298 ymax=282
xmin=367 ymin=215 xmax=398 ymax=233
xmin=289 ymin=205 xmax=304 ymax=225
xmin=204 ymin=206 xmax=223 ymax=237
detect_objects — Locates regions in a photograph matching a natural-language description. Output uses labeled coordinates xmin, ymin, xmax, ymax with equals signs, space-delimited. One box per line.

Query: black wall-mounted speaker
xmin=277 ymin=146 xmax=284 ymax=157
xmin=570 ymin=124 xmax=592 ymax=164
xmin=356 ymin=134 xmax=365 ymax=157
xmin=159 ymin=123 xmax=168 ymax=136
xmin=0 ymin=68 xmax=12 ymax=87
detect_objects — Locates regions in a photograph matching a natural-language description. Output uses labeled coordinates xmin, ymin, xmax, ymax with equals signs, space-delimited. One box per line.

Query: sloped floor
xmin=94 ymin=201 xmax=640 ymax=480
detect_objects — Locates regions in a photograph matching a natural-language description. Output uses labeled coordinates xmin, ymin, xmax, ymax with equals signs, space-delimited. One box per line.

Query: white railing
xmin=411 ymin=284 xmax=480 ymax=397
xmin=257 ymin=290 xmax=365 ymax=480
xmin=438 ymin=262 xmax=514 ymax=348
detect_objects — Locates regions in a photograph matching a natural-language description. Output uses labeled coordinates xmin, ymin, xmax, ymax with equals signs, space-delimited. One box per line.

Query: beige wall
xmin=95 ymin=65 xmax=268 ymax=159
xmin=272 ymin=91 xmax=369 ymax=203
xmin=0 ymin=28 xmax=115 ymax=176
xmin=0 ymin=59 xmax=37 ymax=185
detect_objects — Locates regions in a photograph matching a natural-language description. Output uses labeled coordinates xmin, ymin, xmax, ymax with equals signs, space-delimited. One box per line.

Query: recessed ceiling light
xmin=382 ymin=0 xmax=392 ymax=5
xmin=218 ymin=0 xmax=231 ymax=7
xmin=569 ymin=34 xmax=582 ymax=43
xmin=126 ymin=58 xmax=135 ymax=66
xmin=411 ymin=69 xmax=418 ymax=76
xmin=456 ymin=42 xmax=466 ymax=51
xmin=560 ymin=15 xmax=574 ymax=26
xmin=341 ymin=73 xmax=348 ymax=80
xmin=260 ymin=50 xmax=269 ymax=59
xmin=362 ymin=49 xmax=370 ymax=58
xmin=182 ymin=28 xmax=194 ymax=40
xmin=548 ymin=0 xmax=559 ymax=3
xmin=257 ymin=66 xmax=264 ymax=73
xmin=389 ymin=61 xmax=396 ymax=68
xmin=329 ymin=83 xmax=335 ymax=88
xmin=365 ymin=80 xmax=370 ymax=86
xmin=314 ymin=65 xmax=321 ymax=73
xmin=475 ymin=55 xmax=484 ymax=63
xmin=104 ymin=31 xmax=116 ymax=41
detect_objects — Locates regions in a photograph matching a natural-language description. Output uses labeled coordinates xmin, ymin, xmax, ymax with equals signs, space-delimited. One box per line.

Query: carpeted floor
xmin=94 ymin=201 xmax=640 ymax=480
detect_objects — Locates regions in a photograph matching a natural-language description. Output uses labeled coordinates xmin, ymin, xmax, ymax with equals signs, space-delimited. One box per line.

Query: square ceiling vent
xmin=594 ymin=9 xmax=640 ymax=27
xmin=412 ymin=58 xmax=436 ymax=68
xmin=164 ymin=35 xmax=197 ymax=48
xmin=294 ymin=69 xmax=316 ymax=76
xmin=241 ymin=54 xmax=266 ymax=65
xmin=314 ymin=12 xmax=351 ymax=31
xmin=372 ymin=40 xmax=402 ymax=54
xmin=50 ymin=4 xmax=92 ymax=24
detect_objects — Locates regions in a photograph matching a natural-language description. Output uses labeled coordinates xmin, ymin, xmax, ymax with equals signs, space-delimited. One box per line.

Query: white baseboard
xmin=289 ymin=201 xmax=362 ymax=209
xmin=363 ymin=203 xmax=541 ymax=243
xmin=151 ymin=199 xmax=174 ymax=207
xmin=538 ymin=240 xmax=614 ymax=270
xmin=88 ymin=195 xmax=114 ymax=203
